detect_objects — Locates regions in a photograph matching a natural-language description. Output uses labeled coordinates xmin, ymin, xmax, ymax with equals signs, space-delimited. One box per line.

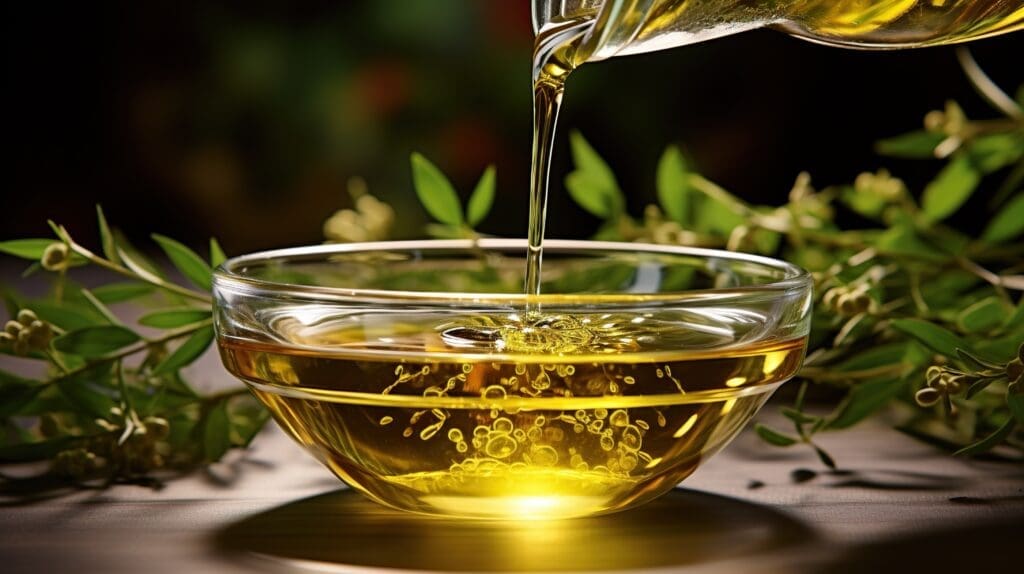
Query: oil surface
xmin=220 ymin=309 xmax=805 ymax=518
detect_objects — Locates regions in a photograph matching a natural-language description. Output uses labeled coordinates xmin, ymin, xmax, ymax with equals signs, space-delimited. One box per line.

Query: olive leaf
xmin=890 ymin=318 xmax=973 ymax=359
xmin=96 ymin=205 xmax=120 ymax=264
xmin=0 ymin=436 xmax=79 ymax=464
xmin=466 ymin=165 xmax=496 ymax=227
xmin=0 ymin=239 xmax=57 ymax=260
xmin=57 ymin=376 xmax=118 ymax=419
xmin=966 ymin=132 xmax=1024 ymax=174
xmin=116 ymin=230 xmax=166 ymax=280
xmin=656 ymin=145 xmax=690 ymax=225
xmin=53 ymin=325 xmax=141 ymax=358
xmin=874 ymin=130 xmax=945 ymax=158
xmin=210 ymin=238 xmax=228 ymax=268
xmin=956 ymin=296 xmax=1008 ymax=333
xmin=92 ymin=282 xmax=155 ymax=303
xmin=203 ymin=400 xmax=232 ymax=461
xmin=0 ymin=384 xmax=45 ymax=419
xmin=954 ymin=418 xmax=1016 ymax=456
xmin=694 ymin=194 xmax=745 ymax=236
xmin=153 ymin=325 xmax=215 ymax=375
xmin=565 ymin=131 xmax=624 ymax=218
xmin=826 ymin=377 xmax=905 ymax=430
xmin=981 ymin=193 xmax=1024 ymax=243
xmin=152 ymin=234 xmax=214 ymax=291
xmin=1008 ymin=388 xmax=1024 ymax=427
xmin=28 ymin=300 xmax=106 ymax=331
xmin=754 ymin=424 xmax=798 ymax=447
xmin=139 ymin=308 xmax=212 ymax=329
xmin=410 ymin=152 xmax=463 ymax=226
xmin=921 ymin=154 xmax=981 ymax=222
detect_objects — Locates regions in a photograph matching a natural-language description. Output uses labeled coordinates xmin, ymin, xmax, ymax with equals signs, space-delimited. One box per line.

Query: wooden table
xmin=2 ymin=400 xmax=1021 ymax=574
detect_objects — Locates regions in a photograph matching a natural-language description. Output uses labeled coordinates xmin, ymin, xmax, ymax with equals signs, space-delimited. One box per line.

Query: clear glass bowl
xmin=213 ymin=239 xmax=812 ymax=520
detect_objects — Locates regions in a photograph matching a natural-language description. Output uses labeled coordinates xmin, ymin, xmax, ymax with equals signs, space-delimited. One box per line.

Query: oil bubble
xmin=609 ymin=409 xmax=629 ymax=427
xmin=482 ymin=385 xmax=507 ymax=400
xmin=531 ymin=445 xmax=558 ymax=466
xmin=493 ymin=417 xmax=514 ymax=433
xmin=621 ymin=425 xmax=642 ymax=451
xmin=485 ymin=435 xmax=518 ymax=459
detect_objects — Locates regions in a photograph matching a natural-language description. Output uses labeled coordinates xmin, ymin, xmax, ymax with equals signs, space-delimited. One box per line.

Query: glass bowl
xmin=213 ymin=239 xmax=812 ymax=520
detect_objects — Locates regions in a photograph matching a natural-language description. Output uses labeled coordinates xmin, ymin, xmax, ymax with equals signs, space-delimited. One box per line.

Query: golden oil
xmin=219 ymin=309 xmax=805 ymax=518
xmin=632 ymin=0 xmax=1024 ymax=52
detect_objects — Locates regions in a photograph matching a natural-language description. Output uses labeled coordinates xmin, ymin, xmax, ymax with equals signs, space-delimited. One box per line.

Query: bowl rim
xmin=213 ymin=238 xmax=811 ymax=304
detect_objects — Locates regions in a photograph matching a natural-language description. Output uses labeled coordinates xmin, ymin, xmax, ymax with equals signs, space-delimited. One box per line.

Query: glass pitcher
xmin=534 ymin=0 xmax=1024 ymax=66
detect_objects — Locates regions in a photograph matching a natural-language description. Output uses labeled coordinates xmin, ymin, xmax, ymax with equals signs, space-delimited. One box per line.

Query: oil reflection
xmin=214 ymin=488 xmax=811 ymax=572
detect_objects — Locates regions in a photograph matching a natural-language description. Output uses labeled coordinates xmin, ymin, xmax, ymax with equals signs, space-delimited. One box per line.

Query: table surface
xmin=2 ymin=395 xmax=1022 ymax=574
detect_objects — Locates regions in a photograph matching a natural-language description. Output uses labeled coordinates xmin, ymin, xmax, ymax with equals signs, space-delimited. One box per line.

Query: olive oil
xmin=622 ymin=0 xmax=1024 ymax=55
xmin=219 ymin=308 xmax=806 ymax=519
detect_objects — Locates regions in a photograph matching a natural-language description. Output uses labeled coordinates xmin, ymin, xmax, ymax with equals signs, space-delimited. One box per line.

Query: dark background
xmin=4 ymin=0 xmax=1021 ymax=255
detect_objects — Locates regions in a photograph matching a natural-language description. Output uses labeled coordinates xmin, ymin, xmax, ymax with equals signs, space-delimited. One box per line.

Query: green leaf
xmin=982 ymin=193 xmax=1024 ymax=244
xmin=874 ymin=130 xmax=944 ymax=158
xmin=694 ymin=195 xmax=745 ymax=236
xmin=568 ymin=130 xmax=618 ymax=188
xmin=826 ymin=377 xmax=905 ymax=430
xmin=656 ymin=145 xmax=690 ymax=225
xmin=92 ymin=282 xmax=155 ymax=303
xmin=466 ymin=165 xmax=496 ymax=227
xmin=80 ymin=289 xmax=119 ymax=325
xmin=0 ymin=436 xmax=77 ymax=463
xmin=57 ymin=376 xmax=117 ymax=419
xmin=27 ymin=300 xmax=106 ymax=331
xmin=230 ymin=400 xmax=269 ymax=447
xmin=841 ymin=185 xmax=887 ymax=218
xmin=1007 ymin=386 xmax=1024 ymax=427
xmin=210 ymin=238 xmax=227 ymax=268
xmin=781 ymin=407 xmax=819 ymax=425
xmin=153 ymin=325 xmax=214 ymax=374
xmin=410 ymin=152 xmax=463 ymax=226
xmin=115 ymin=231 xmax=165 ymax=280
xmin=566 ymin=131 xmax=623 ymax=218
xmin=424 ymin=223 xmax=464 ymax=239
xmin=139 ymin=308 xmax=212 ymax=329
xmin=1006 ymin=300 xmax=1024 ymax=330
xmin=0 ymin=384 xmax=45 ymax=419
xmin=203 ymin=400 xmax=232 ymax=461
xmin=0 ymin=239 xmax=56 ymax=260
xmin=754 ymin=423 xmax=798 ymax=446
xmin=956 ymin=296 xmax=1008 ymax=334
xmin=955 ymin=348 xmax=1003 ymax=371
xmin=53 ymin=325 xmax=141 ymax=358
xmin=835 ymin=342 xmax=907 ymax=372
xmin=918 ymin=270 xmax=980 ymax=308
xmin=96 ymin=205 xmax=120 ymax=264
xmin=954 ymin=417 xmax=1016 ymax=456
xmin=966 ymin=132 xmax=1024 ymax=174
xmin=152 ymin=234 xmax=213 ymax=291
xmin=921 ymin=155 xmax=981 ymax=222
xmin=890 ymin=318 xmax=972 ymax=358
xmin=566 ymin=173 xmax=620 ymax=218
